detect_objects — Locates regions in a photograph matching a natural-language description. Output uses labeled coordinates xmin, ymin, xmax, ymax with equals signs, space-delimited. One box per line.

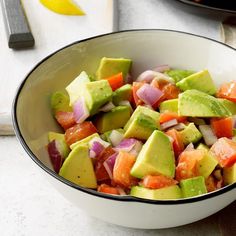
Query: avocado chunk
xmin=159 ymin=99 xmax=178 ymax=113
xmin=179 ymin=123 xmax=202 ymax=145
xmin=112 ymin=84 xmax=132 ymax=105
xmin=180 ymin=176 xmax=207 ymax=198
xmin=165 ymin=69 xmax=195 ymax=83
xmin=66 ymin=71 xmax=90 ymax=105
xmin=124 ymin=106 xmax=160 ymax=140
xmin=50 ymin=91 xmax=72 ymax=114
xmin=130 ymin=185 xmax=181 ymax=200
xmin=59 ymin=145 xmax=97 ymax=188
xmin=96 ymin=57 xmax=132 ymax=80
xmin=223 ymin=163 xmax=236 ymax=184
xmin=82 ymin=80 xmax=113 ymax=115
xmin=218 ymin=98 xmax=236 ymax=115
xmin=131 ymin=130 xmax=175 ymax=178
xmin=196 ymin=144 xmax=218 ymax=179
xmin=70 ymin=133 xmax=100 ymax=149
xmin=178 ymin=90 xmax=231 ymax=117
xmin=176 ymin=70 xmax=217 ymax=95
xmin=94 ymin=106 xmax=131 ymax=133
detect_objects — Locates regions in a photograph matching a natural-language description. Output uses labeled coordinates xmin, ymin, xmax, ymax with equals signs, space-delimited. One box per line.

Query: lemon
xmin=40 ymin=0 xmax=85 ymax=15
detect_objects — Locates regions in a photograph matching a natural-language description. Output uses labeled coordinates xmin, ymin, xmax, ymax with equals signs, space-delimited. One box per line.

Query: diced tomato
xmin=55 ymin=111 xmax=76 ymax=130
xmin=141 ymin=175 xmax=177 ymax=189
xmin=105 ymin=72 xmax=124 ymax=91
xmin=65 ymin=121 xmax=97 ymax=146
xmin=97 ymin=184 xmax=120 ymax=195
xmin=132 ymin=82 xmax=145 ymax=107
xmin=159 ymin=112 xmax=187 ymax=124
xmin=113 ymin=151 xmax=138 ymax=188
xmin=95 ymin=147 xmax=116 ymax=182
xmin=162 ymin=83 xmax=181 ymax=100
xmin=175 ymin=150 xmax=205 ymax=181
xmin=210 ymin=138 xmax=236 ymax=167
xmin=166 ymin=129 xmax=184 ymax=157
xmin=211 ymin=117 xmax=233 ymax=138
xmin=151 ymin=79 xmax=180 ymax=106
xmin=217 ymin=81 xmax=236 ymax=102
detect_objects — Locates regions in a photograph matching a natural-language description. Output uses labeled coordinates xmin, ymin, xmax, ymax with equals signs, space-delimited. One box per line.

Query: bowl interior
xmin=14 ymin=30 xmax=236 ymax=189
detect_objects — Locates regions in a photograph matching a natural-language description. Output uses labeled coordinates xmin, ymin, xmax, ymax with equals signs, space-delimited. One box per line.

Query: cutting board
xmin=0 ymin=0 xmax=117 ymax=135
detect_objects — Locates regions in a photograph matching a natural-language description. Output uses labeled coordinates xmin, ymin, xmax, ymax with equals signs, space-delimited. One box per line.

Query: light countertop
xmin=0 ymin=0 xmax=235 ymax=235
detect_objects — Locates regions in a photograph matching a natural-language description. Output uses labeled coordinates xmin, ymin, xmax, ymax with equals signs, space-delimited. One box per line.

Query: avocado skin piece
xmin=130 ymin=185 xmax=182 ymax=200
xmin=59 ymin=145 xmax=97 ymax=188
xmin=94 ymin=106 xmax=131 ymax=133
xmin=50 ymin=91 xmax=72 ymax=114
xmin=159 ymin=99 xmax=178 ymax=113
xmin=83 ymin=80 xmax=113 ymax=115
xmin=112 ymin=84 xmax=132 ymax=105
xmin=176 ymin=70 xmax=217 ymax=95
xmin=223 ymin=163 xmax=236 ymax=184
xmin=180 ymin=123 xmax=202 ymax=145
xmin=131 ymin=130 xmax=175 ymax=178
xmin=66 ymin=71 xmax=90 ymax=106
xmin=180 ymin=176 xmax=207 ymax=198
xmin=178 ymin=89 xmax=231 ymax=117
xmin=218 ymin=98 xmax=236 ymax=115
xmin=166 ymin=69 xmax=195 ymax=83
xmin=124 ymin=106 xmax=160 ymax=140
xmin=96 ymin=57 xmax=132 ymax=80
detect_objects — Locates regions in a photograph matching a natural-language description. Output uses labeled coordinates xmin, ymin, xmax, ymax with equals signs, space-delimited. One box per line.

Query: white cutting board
xmin=0 ymin=0 xmax=117 ymax=134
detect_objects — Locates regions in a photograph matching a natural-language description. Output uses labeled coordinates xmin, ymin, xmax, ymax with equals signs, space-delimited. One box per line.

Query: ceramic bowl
xmin=12 ymin=30 xmax=236 ymax=229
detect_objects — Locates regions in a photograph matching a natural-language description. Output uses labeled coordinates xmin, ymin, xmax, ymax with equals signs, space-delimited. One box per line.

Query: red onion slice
xmin=184 ymin=143 xmax=194 ymax=151
xmin=47 ymin=140 xmax=64 ymax=173
xmin=136 ymin=83 xmax=164 ymax=106
xmin=153 ymin=65 xmax=170 ymax=73
xmin=109 ymin=130 xmax=124 ymax=147
xmin=129 ymin=141 xmax=143 ymax=157
xmin=199 ymin=125 xmax=218 ymax=146
xmin=115 ymin=138 xmax=137 ymax=152
xmin=160 ymin=119 xmax=178 ymax=131
xmin=103 ymin=153 xmax=118 ymax=179
xmin=136 ymin=70 xmax=170 ymax=83
xmin=73 ymin=97 xmax=89 ymax=123
xmin=89 ymin=137 xmax=110 ymax=158
xmin=99 ymin=102 xmax=115 ymax=112
xmin=171 ymin=123 xmax=186 ymax=131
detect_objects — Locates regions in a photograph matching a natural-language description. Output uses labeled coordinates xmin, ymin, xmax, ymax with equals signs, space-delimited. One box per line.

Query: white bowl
xmin=12 ymin=30 xmax=236 ymax=229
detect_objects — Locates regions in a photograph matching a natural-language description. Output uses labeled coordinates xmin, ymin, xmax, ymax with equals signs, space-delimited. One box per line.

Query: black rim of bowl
xmin=12 ymin=29 xmax=236 ymax=205
xmin=175 ymin=0 xmax=236 ymax=14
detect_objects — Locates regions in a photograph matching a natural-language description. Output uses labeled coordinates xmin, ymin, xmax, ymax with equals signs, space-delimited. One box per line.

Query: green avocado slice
xmin=131 ymin=130 xmax=175 ymax=179
xmin=178 ymin=89 xmax=231 ymax=117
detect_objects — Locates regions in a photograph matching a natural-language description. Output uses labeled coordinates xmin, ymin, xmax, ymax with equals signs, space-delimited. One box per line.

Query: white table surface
xmin=0 ymin=0 xmax=235 ymax=235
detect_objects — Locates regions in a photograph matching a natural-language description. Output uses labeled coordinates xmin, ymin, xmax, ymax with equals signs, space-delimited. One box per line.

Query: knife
xmin=1 ymin=0 xmax=35 ymax=49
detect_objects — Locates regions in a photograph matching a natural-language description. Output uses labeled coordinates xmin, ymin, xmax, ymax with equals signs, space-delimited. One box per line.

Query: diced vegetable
xmin=113 ymin=151 xmax=137 ymax=188
xmin=217 ymin=81 xmax=236 ymax=102
xmin=141 ymin=175 xmax=177 ymax=189
xmin=210 ymin=138 xmax=236 ymax=167
xmin=98 ymin=184 xmax=120 ymax=195
xmin=166 ymin=129 xmax=184 ymax=157
xmin=105 ymin=72 xmax=124 ymax=91
xmin=55 ymin=111 xmax=76 ymax=130
xmin=211 ymin=117 xmax=233 ymax=138
xmin=65 ymin=121 xmax=97 ymax=146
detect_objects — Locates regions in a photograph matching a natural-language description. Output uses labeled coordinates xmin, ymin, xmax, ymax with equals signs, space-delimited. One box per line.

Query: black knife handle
xmin=1 ymin=0 xmax=35 ymax=49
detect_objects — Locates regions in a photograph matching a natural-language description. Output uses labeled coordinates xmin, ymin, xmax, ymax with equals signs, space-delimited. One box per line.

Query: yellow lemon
xmin=40 ymin=0 xmax=85 ymax=15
